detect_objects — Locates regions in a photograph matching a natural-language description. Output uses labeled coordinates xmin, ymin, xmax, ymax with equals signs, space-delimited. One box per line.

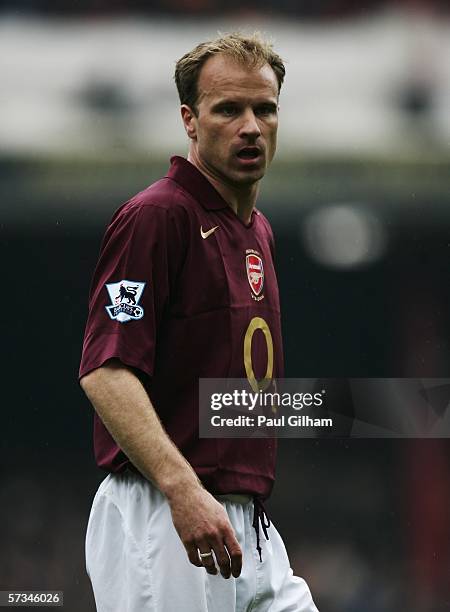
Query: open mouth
xmin=237 ymin=147 xmax=261 ymax=160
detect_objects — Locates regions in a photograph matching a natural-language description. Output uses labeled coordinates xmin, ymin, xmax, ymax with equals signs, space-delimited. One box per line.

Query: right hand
xmin=168 ymin=485 xmax=243 ymax=579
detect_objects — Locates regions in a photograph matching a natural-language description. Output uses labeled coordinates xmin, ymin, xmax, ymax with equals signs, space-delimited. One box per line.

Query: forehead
xmin=197 ymin=54 xmax=278 ymax=104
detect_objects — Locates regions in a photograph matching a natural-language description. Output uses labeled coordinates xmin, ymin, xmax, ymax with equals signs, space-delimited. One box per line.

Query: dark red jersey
xmin=79 ymin=156 xmax=284 ymax=498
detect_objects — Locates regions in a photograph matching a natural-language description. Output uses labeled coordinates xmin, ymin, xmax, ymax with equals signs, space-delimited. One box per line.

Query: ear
xmin=180 ymin=104 xmax=197 ymax=140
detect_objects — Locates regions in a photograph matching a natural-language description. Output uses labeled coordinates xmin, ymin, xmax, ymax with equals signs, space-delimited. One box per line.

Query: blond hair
xmin=174 ymin=32 xmax=285 ymax=114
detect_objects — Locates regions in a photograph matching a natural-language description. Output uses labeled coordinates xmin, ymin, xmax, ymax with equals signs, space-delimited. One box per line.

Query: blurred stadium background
xmin=1 ymin=1 xmax=450 ymax=611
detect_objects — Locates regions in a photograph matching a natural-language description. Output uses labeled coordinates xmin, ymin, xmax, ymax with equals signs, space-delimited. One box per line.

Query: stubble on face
xmin=189 ymin=54 xmax=279 ymax=192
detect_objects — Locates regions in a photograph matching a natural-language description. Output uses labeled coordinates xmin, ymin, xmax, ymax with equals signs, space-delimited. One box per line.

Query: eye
xmin=255 ymin=105 xmax=276 ymax=116
xmin=220 ymin=106 xmax=237 ymax=117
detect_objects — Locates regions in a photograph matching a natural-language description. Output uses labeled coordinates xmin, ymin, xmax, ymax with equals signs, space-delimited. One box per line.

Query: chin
xmin=231 ymin=165 xmax=266 ymax=183
xmin=236 ymin=170 xmax=265 ymax=185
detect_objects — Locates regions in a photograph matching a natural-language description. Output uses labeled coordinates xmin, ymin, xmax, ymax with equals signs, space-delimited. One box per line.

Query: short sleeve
xmin=79 ymin=200 xmax=185 ymax=380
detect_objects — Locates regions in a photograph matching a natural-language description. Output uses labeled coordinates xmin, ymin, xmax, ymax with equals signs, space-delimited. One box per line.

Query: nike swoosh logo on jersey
xmin=200 ymin=225 xmax=219 ymax=239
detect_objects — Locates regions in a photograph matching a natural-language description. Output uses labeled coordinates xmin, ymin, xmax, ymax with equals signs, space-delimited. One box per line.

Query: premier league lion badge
xmin=105 ymin=280 xmax=146 ymax=323
xmin=246 ymin=250 xmax=264 ymax=300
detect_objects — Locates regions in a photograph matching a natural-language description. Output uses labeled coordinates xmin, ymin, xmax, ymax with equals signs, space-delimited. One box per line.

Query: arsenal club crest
xmin=246 ymin=250 xmax=264 ymax=300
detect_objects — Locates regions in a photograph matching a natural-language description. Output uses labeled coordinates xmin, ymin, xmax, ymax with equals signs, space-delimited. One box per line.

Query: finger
xmin=185 ymin=542 xmax=203 ymax=568
xmin=224 ymin=534 xmax=242 ymax=578
xmin=210 ymin=541 xmax=232 ymax=579
xmin=197 ymin=543 xmax=218 ymax=575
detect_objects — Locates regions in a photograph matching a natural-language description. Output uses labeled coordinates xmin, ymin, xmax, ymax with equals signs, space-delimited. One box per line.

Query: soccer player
xmin=79 ymin=33 xmax=319 ymax=612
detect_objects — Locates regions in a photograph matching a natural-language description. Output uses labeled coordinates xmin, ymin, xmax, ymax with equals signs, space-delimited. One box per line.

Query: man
xmin=79 ymin=33 xmax=318 ymax=612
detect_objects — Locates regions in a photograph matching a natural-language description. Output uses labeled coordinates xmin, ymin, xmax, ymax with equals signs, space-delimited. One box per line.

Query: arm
xmin=80 ymin=359 xmax=242 ymax=579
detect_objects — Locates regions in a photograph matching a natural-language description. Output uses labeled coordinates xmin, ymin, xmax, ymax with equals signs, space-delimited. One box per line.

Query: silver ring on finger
xmin=199 ymin=551 xmax=213 ymax=560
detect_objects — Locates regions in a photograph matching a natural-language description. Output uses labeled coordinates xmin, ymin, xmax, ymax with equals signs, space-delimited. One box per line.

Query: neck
xmin=187 ymin=151 xmax=259 ymax=225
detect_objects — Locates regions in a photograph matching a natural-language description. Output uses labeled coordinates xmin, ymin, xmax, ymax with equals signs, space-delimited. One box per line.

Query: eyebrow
xmin=211 ymin=99 xmax=278 ymax=110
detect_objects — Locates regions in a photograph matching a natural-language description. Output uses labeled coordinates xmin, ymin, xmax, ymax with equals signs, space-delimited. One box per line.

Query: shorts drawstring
xmin=252 ymin=497 xmax=271 ymax=562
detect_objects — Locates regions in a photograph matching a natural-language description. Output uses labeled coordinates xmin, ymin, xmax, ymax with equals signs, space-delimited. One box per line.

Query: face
xmin=181 ymin=54 xmax=279 ymax=188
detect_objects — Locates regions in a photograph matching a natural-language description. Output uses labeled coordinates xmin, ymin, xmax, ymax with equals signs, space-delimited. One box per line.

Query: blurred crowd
xmin=1 ymin=442 xmax=448 ymax=612
xmin=0 ymin=0 xmax=448 ymax=17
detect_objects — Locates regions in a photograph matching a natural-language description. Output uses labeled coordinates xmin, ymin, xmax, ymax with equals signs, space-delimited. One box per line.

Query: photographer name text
xmin=210 ymin=414 xmax=333 ymax=428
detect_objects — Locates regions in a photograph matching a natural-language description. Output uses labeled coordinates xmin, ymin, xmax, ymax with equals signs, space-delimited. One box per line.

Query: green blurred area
xmin=3 ymin=154 xmax=450 ymax=225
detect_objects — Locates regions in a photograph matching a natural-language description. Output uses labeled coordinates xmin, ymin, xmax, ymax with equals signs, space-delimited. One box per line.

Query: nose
xmin=238 ymin=108 xmax=261 ymax=140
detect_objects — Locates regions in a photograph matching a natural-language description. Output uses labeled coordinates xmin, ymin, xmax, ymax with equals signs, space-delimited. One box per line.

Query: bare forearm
xmin=81 ymin=359 xmax=242 ymax=577
xmin=80 ymin=361 xmax=200 ymax=500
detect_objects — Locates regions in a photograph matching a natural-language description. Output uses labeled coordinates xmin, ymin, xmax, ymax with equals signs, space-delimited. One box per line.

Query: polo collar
xmin=166 ymin=156 xmax=229 ymax=211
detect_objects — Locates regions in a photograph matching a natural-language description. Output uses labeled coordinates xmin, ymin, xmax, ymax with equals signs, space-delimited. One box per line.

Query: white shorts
xmin=86 ymin=470 xmax=319 ymax=612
